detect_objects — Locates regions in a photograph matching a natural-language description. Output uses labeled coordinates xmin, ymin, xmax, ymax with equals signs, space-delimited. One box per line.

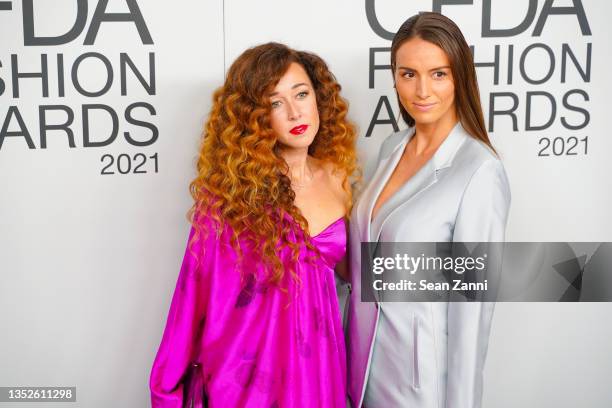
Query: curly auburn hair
xmin=188 ymin=42 xmax=358 ymax=285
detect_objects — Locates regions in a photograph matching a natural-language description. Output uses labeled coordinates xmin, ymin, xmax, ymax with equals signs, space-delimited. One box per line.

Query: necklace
xmin=290 ymin=161 xmax=315 ymax=191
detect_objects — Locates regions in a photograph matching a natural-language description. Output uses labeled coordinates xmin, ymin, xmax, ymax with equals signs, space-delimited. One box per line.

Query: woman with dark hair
xmin=346 ymin=12 xmax=510 ymax=407
xmin=150 ymin=42 xmax=358 ymax=407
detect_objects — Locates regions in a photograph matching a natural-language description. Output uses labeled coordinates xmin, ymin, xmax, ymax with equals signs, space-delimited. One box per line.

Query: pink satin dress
xmin=150 ymin=215 xmax=347 ymax=407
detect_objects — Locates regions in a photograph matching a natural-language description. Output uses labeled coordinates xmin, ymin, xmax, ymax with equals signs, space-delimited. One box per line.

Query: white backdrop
xmin=1 ymin=1 xmax=611 ymax=407
xmin=0 ymin=0 xmax=224 ymax=406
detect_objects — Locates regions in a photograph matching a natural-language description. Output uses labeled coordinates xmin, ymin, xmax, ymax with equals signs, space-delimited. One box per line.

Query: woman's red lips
xmin=289 ymin=124 xmax=308 ymax=135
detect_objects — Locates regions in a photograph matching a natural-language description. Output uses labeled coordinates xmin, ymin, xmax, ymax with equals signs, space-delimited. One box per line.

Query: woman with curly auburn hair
xmin=150 ymin=42 xmax=358 ymax=407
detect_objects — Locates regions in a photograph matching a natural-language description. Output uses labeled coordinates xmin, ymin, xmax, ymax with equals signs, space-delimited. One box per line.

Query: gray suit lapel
xmin=363 ymin=135 xmax=410 ymax=242
xmin=368 ymin=122 xmax=468 ymax=242
xmin=370 ymin=160 xmax=437 ymax=242
xmin=356 ymin=143 xmax=408 ymax=304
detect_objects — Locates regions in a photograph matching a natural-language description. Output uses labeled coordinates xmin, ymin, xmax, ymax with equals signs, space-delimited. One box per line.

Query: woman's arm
xmin=335 ymin=251 xmax=349 ymax=282
xmin=452 ymin=159 xmax=511 ymax=242
xmin=326 ymin=162 xmax=352 ymax=283
xmin=150 ymin=223 xmax=214 ymax=408
xmin=446 ymin=159 xmax=511 ymax=408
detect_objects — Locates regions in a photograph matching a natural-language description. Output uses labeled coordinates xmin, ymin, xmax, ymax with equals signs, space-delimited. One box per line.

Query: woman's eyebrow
xmin=397 ymin=65 xmax=451 ymax=72
xmin=269 ymin=82 xmax=309 ymax=97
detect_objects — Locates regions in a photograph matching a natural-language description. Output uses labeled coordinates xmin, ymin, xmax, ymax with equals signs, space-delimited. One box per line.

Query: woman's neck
xmin=279 ymin=146 xmax=314 ymax=186
xmin=412 ymin=113 xmax=458 ymax=156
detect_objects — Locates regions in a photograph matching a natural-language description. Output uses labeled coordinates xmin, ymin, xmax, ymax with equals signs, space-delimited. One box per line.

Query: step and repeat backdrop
xmin=1 ymin=0 xmax=611 ymax=407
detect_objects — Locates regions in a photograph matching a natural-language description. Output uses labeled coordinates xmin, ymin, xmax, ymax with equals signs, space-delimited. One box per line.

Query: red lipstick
xmin=289 ymin=124 xmax=308 ymax=135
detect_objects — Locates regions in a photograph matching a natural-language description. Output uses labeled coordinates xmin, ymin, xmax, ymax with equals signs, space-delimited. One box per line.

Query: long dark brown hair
xmin=391 ymin=12 xmax=495 ymax=153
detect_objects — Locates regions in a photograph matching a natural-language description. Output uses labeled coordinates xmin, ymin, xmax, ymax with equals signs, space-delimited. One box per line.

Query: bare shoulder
xmin=317 ymin=158 xmax=348 ymax=198
xmin=323 ymin=160 xmax=344 ymax=183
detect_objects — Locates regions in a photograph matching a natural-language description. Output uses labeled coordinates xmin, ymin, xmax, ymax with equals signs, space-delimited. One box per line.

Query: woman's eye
xmin=434 ymin=71 xmax=447 ymax=78
xmin=402 ymin=71 xmax=415 ymax=78
xmin=297 ymin=91 xmax=309 ymax=99
xmin=271 ymin=100 xmax=281 ymax=108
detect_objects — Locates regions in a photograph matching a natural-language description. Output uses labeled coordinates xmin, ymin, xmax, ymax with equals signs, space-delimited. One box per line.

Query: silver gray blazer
xmin=346 ymin=122 xmax=511 ymax=407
